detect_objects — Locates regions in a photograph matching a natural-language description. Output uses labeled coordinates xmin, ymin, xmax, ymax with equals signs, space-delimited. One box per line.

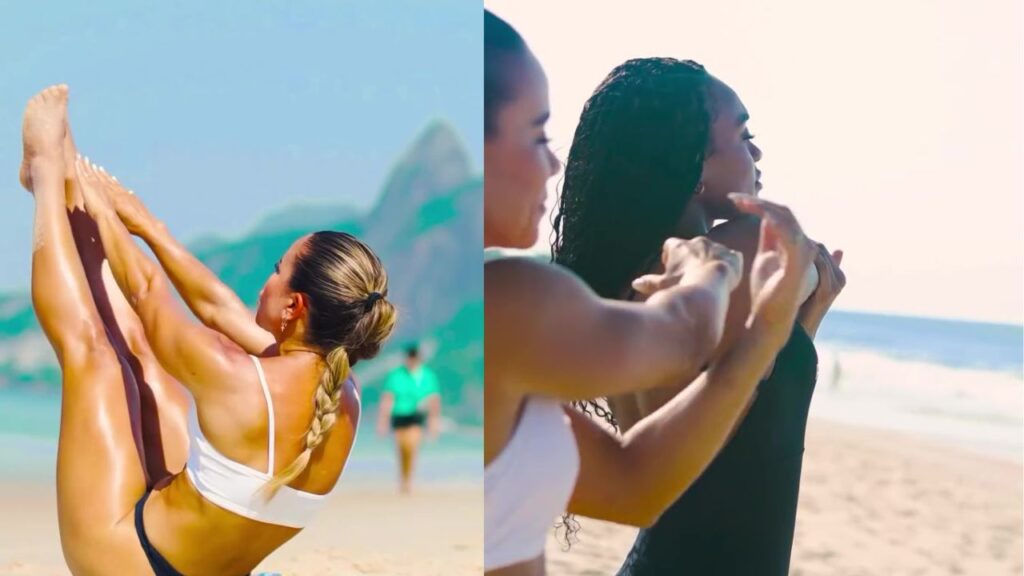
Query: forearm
xmin=138 ymin=220 xmax=246 ymax=322
xmin=615 ymin=317 xmax=791 ymax=525
xmin=92 ymin=209 xmax=162 ymax=310
xmin=797 ymin=305 xmax=827 ymax=339
xmin=639 ymin=263 xmax=732 ymax=384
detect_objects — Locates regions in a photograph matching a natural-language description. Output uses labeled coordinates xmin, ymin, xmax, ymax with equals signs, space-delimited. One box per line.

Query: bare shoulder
xmin=217 ymin=333 xmax=262 ymax=380
xmin=485 ymin=256 xmax=593 ymax=313
xmin=485 ymin=257 xmax=598 ymax=398
xmin=190 ymin=329 xmax=257 ymax=400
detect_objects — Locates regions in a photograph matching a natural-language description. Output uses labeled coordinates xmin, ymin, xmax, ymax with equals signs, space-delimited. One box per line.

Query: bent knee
xmin=58 ymin=324 xmax=120 ymax=376
xmin=49 ymin=313 xmax=112 ymax=358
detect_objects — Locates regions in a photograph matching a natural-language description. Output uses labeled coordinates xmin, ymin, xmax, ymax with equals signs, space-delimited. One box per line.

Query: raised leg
xmin=22 ymin=85 xmax=152 ymax=574
xmin=64 ymin=130 xmax=190 ymax=484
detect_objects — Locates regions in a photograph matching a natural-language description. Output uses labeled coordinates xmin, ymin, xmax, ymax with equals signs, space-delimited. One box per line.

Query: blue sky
xmin=0 ymin=0 xmax=482 ymax=291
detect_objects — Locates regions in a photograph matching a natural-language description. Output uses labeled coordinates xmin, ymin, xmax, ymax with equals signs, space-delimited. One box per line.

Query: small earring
xmin=280 ymin=319 xmax=288 ymax=333
xmin=696 ymin=182 xmax=706 ymax=195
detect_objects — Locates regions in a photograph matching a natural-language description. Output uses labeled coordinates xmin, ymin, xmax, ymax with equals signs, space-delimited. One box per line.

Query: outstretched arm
xmin=100 ymin=178 xmax=275 ymax=355
xmin=616 ymin=215 xmax=820 ymax=424
xmin=566 ymin=198 xmax=816 ymax=526
xmin=75 ymin=158 xmax=244 ymax=402
xmin=485 ymin=236 xmax=742 ymax=401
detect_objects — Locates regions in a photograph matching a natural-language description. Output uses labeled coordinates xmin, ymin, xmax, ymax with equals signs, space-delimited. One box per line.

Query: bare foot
xmin=20 ymin=84 xmax=69 ymax=192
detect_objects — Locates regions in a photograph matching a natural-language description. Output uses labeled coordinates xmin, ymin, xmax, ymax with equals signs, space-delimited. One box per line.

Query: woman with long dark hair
xmin=552 ymin=57 xmax=846 ymax=575
xmin=484 ymin=11 xmax=818 ymax=575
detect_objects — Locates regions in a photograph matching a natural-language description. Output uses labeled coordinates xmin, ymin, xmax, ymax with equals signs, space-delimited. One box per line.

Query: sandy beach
xmin=0 ymin=481 xmax=482 ymax=575
xmin=544 ymin=418 xmax=1023 ymax=575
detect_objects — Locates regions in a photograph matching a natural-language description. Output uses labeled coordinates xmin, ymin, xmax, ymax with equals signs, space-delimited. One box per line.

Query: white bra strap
xmin=250 ymin=355 xmax=275 ymax=475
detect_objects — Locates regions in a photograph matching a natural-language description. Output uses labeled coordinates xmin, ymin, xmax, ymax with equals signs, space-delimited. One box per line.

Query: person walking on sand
xmin=378 ymin=344 xmax=441 ymax=493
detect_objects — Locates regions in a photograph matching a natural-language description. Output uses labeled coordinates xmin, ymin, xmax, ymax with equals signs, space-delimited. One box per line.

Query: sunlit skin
xmin=22 ymin=85 xmax=359 ymax=575
xmin=484 ymin=38 xmax=817 ymax=574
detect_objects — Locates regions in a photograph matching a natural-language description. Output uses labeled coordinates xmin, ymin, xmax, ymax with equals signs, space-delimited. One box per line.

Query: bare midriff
xmin=142 ymin=472 xmax=302 ymax=575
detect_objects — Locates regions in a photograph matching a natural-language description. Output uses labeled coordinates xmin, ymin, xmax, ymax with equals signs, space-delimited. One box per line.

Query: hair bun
xmin=363 ymin=291 xmax=384 ymax=312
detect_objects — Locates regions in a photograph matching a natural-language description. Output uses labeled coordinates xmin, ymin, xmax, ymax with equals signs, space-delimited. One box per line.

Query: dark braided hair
xmin=551 ymin=57 xmax=718 ymax=544
xmin=485 ymin=9 xmax=527 ymax=137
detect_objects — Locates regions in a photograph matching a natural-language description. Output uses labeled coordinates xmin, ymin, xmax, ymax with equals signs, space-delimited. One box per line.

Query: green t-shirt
xmin=383 ymin=365 xmax=440 ymax=416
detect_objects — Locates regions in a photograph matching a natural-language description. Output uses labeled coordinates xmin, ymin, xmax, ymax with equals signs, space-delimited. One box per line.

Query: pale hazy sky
xmin=486 ymin=0 xmax=1023 ymax=325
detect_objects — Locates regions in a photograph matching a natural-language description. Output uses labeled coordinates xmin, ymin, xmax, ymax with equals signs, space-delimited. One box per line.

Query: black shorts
xmin=390 ymin=412 xmax=427 ymax=430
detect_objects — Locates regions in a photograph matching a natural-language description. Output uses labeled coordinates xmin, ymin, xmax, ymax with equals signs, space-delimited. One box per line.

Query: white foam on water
xmin=810 ymin=345 xmax=1023 ymax=462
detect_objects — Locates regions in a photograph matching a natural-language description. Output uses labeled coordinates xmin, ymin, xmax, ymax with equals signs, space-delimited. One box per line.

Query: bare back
xmin=144 ymin=353 xmax=360 ymax=575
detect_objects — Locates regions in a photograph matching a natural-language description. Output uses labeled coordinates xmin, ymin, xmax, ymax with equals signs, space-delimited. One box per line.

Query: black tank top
xmin=618 ymin=325 xmax=818 ymax=576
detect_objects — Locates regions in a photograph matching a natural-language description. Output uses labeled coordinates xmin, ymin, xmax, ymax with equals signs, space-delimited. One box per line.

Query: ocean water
xmin=0 ymin=310 xmax=1020 ymax=479
xmin=0 ymin=388 xmax=482 ymax=483
xmin=811 ymin=311 xmax=1023 ymax=461
xmin=817 ymin=310 xmax=1023 ymax=376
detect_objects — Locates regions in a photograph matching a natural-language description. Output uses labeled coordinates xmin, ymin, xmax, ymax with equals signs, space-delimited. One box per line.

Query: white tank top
xmin=185 ymin=355 xmax=356 ymax=528
xmin=484 ymin=397 xmax=580 ymax=571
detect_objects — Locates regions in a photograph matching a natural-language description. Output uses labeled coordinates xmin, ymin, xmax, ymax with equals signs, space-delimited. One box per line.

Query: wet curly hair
xmin=551 ymin=57 xmax=718 ymax=545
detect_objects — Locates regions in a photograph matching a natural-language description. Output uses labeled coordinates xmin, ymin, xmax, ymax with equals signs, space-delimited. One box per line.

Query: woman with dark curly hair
xmin=484 ymin=10 xmax=818 ymax=575
xmin=551 ymin=57 xmax=846 ymax=575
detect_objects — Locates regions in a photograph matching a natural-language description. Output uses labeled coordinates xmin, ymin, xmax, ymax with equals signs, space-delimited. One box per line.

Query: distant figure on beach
xmin=20 ymin=85 xmax=395 ymax=575
xmin=830 ymin=353 xmax=843 ymax=390
xmin=378 ymin=344 xmax=441 ymax=493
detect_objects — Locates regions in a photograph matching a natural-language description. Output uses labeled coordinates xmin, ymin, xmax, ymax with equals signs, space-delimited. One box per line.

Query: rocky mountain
xmin=0 ymin=121 xmax=483 ymax=425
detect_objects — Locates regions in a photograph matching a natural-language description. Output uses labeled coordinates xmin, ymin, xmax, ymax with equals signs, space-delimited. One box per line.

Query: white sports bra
xmin=184 ymin=355 xmax=356 ymax=529
xmin=484 ymin=397 xmax=580 ymax=571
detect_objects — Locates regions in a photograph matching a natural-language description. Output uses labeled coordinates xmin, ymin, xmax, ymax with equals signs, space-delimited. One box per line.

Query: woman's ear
xmin=290 ymin=292 xmax=309 ymax=321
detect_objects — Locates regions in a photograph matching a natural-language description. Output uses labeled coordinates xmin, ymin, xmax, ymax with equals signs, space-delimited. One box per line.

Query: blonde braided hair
xmin=262 ymin=232 xmax=396 ymax=498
